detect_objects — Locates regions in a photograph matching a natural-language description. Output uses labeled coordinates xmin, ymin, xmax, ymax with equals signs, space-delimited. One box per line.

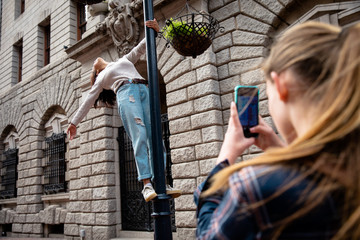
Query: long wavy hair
xmin=90 ymin=70 xmax=116 ymax=108
xmin=204 ymin=21 xmax=360 ymax=239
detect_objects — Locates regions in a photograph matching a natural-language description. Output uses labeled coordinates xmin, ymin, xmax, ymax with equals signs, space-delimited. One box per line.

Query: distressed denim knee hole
xmin=129 ymin=95 xmax=135 ymax=102
xmin=134 ymin=117 xmax=145 ymax=126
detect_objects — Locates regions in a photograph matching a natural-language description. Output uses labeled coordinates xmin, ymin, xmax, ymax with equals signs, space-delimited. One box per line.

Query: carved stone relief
xmin=96 ymin=0 xmax=143 ymax=56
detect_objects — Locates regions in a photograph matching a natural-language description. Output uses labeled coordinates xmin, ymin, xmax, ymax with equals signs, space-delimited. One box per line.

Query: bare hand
xmin=67 ymin=124 xmax=77 ymax=140
xmin=250 ymin=117 xmax=286 ymax=150
xmin=217 ymin=102 xmax=255 ymax=165
xmin=145 ymin=18 xmax=160 ymax=33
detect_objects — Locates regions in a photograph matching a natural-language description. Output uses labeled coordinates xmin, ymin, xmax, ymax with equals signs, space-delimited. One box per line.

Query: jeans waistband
xmin=125 ymin=78 xmax=148 ymax=85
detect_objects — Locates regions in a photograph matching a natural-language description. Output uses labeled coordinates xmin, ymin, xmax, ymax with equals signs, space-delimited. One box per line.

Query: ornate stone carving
xmin=96 ymin=0 xmax=143 ymax=56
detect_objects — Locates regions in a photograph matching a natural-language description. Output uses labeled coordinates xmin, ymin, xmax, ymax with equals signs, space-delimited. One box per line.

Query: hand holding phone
xmin=234 ymin=86 xmax=259 ymax=138
xmin=217 ymin=102 xmax=255 ymax=165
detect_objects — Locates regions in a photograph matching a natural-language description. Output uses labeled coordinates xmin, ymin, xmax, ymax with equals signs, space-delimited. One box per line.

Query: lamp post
xmin=143 ymin=1 xmax=173 ymax=239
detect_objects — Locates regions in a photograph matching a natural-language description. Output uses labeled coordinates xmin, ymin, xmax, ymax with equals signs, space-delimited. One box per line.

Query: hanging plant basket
xmin=160 ymin=3 xmax=223 ymax=58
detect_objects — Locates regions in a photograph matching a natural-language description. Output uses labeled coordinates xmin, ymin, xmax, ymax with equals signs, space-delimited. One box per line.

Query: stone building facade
xmin=0 ymin=0 xmax=359 ymax=239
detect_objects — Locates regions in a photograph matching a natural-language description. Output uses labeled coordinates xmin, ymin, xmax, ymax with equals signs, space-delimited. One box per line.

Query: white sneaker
xmin=166 ymin=184 xmax=182 ymax=199
xmin=142 ymin=184 xmax=157 ymax=202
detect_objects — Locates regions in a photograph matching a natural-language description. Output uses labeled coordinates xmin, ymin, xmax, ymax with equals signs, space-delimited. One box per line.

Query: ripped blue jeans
xmin=117 ymin=82 xmax=166 ymax=182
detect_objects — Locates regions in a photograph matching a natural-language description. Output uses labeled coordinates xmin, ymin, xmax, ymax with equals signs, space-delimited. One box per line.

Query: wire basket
xmin=161 ymin=4 xmax=223 ymax=58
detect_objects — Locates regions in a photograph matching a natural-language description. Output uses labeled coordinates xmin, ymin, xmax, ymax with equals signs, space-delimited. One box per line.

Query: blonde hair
xmin=204 ymin=21 xmax=360 ymax=239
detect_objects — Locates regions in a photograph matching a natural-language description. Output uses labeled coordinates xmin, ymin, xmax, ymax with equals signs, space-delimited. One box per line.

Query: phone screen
xmin=235 ymin=86 xmax=259 ymax=138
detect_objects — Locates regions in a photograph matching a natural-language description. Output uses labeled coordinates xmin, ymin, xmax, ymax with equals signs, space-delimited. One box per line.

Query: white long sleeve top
xmin=71 ymin=38 xmax=147 ymax=126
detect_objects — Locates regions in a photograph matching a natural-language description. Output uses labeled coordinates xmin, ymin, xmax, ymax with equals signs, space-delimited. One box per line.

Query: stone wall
xmin=0 ymin=0 xmax=359 ymax=239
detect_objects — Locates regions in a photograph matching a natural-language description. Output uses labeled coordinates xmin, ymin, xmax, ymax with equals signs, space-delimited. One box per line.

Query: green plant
xmin=161 ymin=18 xmax=208 ymax=41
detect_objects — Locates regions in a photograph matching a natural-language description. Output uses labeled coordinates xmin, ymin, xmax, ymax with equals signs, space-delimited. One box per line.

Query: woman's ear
xmin=271 ymin=71 xmax=288 ymax=102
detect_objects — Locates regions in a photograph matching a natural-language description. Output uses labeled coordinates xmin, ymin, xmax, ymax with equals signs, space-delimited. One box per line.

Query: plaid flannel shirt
xmin=194 ymin=160 xmax=342 ymax=240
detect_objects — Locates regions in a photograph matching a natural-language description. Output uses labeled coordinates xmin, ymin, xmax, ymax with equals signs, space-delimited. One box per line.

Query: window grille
xmin=118 ymin=114 xmax=175 ymax=231
xmin=0 ymin=148 xmax=18 ymax=199
xmin=43 ymin=132 xmax=67 ymax=194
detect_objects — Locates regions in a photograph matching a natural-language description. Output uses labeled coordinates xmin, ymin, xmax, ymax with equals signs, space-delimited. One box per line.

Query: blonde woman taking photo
xmin=194 ymin=21 xmax=360 ymax=239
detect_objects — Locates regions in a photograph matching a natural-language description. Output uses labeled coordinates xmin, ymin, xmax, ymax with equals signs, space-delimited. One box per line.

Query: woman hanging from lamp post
xmin=67 ymin=19 xmax=181 ymax=202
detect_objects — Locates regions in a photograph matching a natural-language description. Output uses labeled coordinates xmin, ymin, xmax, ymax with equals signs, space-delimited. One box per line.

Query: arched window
xmin=0 ymin=130 xmax=19 ymax=199
xmin=42 ymin=113 xmax=68 ymax=194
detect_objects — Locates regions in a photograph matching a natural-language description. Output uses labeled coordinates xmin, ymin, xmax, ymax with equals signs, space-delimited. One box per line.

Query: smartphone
xmin=234 ymin=86 xmax=259 ymax=138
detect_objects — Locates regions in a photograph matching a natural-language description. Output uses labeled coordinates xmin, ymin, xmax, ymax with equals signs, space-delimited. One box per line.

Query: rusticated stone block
xmin=199 ymin=158 xmax=218 ymax=176
xmin=213 ymin=32 xmax=233 ymax=52
xmin=167 ymin=88 xmax=188 ymax=107
xmin=92 ymin=226 xmax=116 ymax=240
xmin=64 ymin=224 xmax=79 ymax=236
xmin=194 ymin=94 xmax=222 ymax=113
xmin=171 ymin=146 xmax=195 ymax=164
xmin=91 ymin=200 xmax=117 ymax=213
xmin=239 ymin=0 xmax=276 ymax=25
xmin=169 ymin=130 xmax=202 ymax=149
xmin=174 ymin=194 xmax=196 ymax=211
xmin=65 ymin=212 xmax=76 ymax=224
xmin=165 ymin=58 xmax=192 ymax=83
xmin=232 ymin=30 xmax=268 ymax=45
xmin=173 ymin=178 xmax=196 ymax=194
xmin=0 ymin=211 xmax=5 ymax=224
xmin=80 ymin=213 xmax=95 ymax=225
xmin=78 ymin=189 xmax=92 ymax=201
xmin=167 ymin=101 xmax=194 ymax=120
xmin=175 ymin=211 xmax=197 ymax=228
xmin=188 ymin=79 xmax=220 ymax=100
xmin=191 ymin=50 xmax=216 ymax=69
xmin=166 ymin=71 xmax=197 ymax=93
xmin=191 ymin=110 xmax=223 ymax=129
xmin=169 ymin=116 xmax=191 ymax=134
xmin=172 ymin=162 xmax=199 ymax=178
xmin=89 ymin=173 xmax=115 ymax=187
xmin=212 ymin=1 xmax=240 ymax=22
xmin=202 ymin=125 xmax=224 ymax=143
xmin=195 ymin=142 xmax=223 ymax=160
xmin=32 ymin=223 xmax=43 ymax=234
xmin=60 ymin=209 xmax=67 ymax=223
xmin=174 ymin=227 xmax=196 ymax=240
xmin=196 ymin=64 xmax=218 ymax=82
xmin=92 ymin=162 xmax=115 ymax=175
xmin=216 ymin=48 xmax=231 ymax=65
xmin=12 ymin=223 xmax=23 ymax=232
xmin=22 ymin=223 xmax=32 ymax=233
xmin=95 ymin=212 xmax=117 ymax=225
xmin=228 ymin=58 xmax=264 ymax=75
xmin=93 ymin=186 xmax=116 ymax=199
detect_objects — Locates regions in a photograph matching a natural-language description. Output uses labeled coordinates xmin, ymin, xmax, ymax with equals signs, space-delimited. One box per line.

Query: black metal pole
xmin=143 ymin=1 xmax=173 ymax=240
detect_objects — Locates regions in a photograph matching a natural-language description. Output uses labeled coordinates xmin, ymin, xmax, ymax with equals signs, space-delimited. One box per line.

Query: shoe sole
xmin=144 ymin=192 xmax=157 ymax=202
xmin=166 ymin=190 xmax=182 ymax=199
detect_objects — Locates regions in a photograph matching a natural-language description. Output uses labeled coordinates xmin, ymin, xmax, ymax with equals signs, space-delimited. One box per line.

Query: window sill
xmin=41 ymin=192 xmax=70 ymax=203
xmin=0 ymin=198 xmax=17 ymax=205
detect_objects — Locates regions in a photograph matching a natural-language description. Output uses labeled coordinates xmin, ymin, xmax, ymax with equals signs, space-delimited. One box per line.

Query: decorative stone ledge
xmin=41 ymin=192 xmax=70 ymax=202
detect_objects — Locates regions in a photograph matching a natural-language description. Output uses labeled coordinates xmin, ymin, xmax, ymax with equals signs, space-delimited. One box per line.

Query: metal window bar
xmin=118 ymin=113 xmax=176 ymax=231
xmin=0 ymin=148 xmax=18 ymax=199
xmin=44 ymin=133 xmax=67 ymax=194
